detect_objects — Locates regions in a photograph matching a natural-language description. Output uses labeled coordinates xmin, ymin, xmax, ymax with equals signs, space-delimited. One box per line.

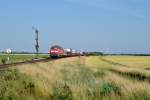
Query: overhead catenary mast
xmin=32 ymin=26 xmax=39 ymax=56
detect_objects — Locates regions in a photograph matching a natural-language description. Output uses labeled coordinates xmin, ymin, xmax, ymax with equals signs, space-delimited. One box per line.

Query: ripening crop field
xmin=0 ymin=56 xmax=150 ymax=100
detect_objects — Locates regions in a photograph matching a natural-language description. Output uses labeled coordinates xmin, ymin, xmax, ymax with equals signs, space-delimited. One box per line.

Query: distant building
xmin=6 ymin=48 xmax=12 ymax=54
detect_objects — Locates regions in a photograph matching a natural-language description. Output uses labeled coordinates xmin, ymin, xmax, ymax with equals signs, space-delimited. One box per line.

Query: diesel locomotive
xmin=49 ymin=45 xmax=82 ymax=58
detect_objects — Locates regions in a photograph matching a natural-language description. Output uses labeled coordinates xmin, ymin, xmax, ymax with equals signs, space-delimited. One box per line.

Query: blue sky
xmin=0 ymin=0 xmax=150 ymax=53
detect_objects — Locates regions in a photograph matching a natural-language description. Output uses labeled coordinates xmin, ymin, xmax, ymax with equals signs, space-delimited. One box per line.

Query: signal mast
xmin=32 ymin=26 xmax=39 ymax=56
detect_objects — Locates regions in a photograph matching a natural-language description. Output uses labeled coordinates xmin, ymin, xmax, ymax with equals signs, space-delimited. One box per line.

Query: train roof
xmin=50 ymin=45 xmax=63 ymax=49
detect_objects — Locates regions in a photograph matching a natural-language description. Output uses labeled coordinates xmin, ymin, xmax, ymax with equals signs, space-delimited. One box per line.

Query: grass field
xmin=0 ymin=54 xmax=49 ymax=64
xmin=0 ymin=56 xmax=150 ymax=100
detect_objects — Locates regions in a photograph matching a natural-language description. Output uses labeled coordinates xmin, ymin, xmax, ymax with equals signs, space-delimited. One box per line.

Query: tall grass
xmin=0 ymin=69 xmax=36 ymax=99
xmin=1 ymin=56 xmax=150 ymax=100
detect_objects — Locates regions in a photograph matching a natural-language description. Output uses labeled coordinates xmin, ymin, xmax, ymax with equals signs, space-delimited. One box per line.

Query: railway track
xmin=0 ymin=57 xmax=67 ymax=70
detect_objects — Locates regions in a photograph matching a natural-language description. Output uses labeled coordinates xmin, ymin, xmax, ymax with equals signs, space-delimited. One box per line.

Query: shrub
xmin=7 ymin=95 xmax=17 ymax=100
xmin=129 ymin=90 xmax=150 ymax=100
xmin=52 ymin=83 xmax=73 ymax=100
xmin=1 ymin=58 xmax=7 ymax=64
xmin=100 ymin=82 xmax=121 ymax=96
xmin=24 ymin=82 xmax=35 ymax=94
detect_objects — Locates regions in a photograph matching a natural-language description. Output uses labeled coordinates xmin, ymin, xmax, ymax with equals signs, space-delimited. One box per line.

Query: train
xmin=49 ymin=45 xmax=83 ymax=58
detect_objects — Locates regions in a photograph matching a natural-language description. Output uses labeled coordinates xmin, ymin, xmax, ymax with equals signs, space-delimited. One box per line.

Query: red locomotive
xmin=50 ymin=45 xmax=65 ymax=58
xmin=50 ymin=45 xmax=83 ymax=58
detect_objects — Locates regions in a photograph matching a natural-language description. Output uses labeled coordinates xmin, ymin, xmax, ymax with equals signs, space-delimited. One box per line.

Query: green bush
xmin=100 ymin=82 xmax=121 ymax=96
xmin=1 ymin=58 xmax=7 ymax=64
xmin=8 ymin=95 xmax=17 ymax=100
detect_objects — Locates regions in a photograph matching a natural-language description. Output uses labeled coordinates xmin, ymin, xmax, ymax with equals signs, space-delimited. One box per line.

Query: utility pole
xmin=32 ymin=26 xmax=39 ymax=56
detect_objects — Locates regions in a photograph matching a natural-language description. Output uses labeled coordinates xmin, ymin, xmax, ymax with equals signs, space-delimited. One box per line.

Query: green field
xmin=0 ymin=54 xmax=49 ymax=64
xmin=0 ymin=56 xmax=150 ymax=100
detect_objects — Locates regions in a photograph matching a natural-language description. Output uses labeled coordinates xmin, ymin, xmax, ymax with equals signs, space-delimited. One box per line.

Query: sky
xmin=0 ymin=0 xmax=150 ymax=54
